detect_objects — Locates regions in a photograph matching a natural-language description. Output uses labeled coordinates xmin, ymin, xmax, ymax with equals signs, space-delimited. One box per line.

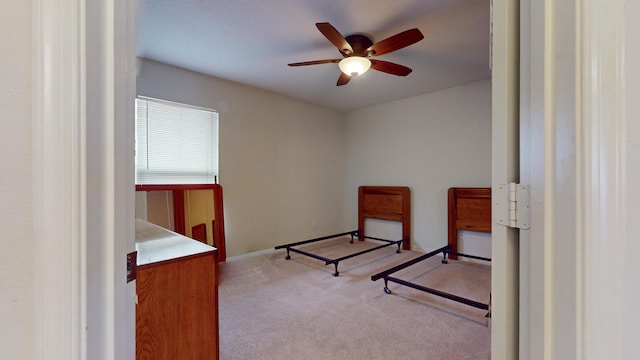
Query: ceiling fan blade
xmin=370 ymin=59 xmax=413 ymax=76
xmin=316 ymin=22 xmax=354 ymax=55
xmin=288 ymin=59 xmax=342 ymax=66
xmin=367 ymin=28 xmax=424 ymax=56
xmin=337 ymin=72 xmax=351 ymax=86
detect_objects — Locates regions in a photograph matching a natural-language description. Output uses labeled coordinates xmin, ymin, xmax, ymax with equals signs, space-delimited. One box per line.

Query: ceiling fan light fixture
xmin=338 ymin=56 xmax=371 ymax=76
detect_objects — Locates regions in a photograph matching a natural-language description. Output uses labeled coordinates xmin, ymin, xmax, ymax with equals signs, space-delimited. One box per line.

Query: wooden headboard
xmin=447 ymin=187 xmax=491 ymax=259
xmin=358 ymin=186 xmax=411 ymax=250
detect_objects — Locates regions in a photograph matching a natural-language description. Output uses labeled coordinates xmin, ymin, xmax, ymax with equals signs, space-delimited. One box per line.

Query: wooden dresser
xmin=135 ymin=219 xmax=219 ymax=360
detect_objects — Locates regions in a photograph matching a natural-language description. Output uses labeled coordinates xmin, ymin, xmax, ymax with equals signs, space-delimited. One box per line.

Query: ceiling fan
xmin=288 ymin=22 xmax=424 ymax=86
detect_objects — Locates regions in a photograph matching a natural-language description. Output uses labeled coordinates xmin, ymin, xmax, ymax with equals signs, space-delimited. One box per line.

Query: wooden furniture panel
xmin=358 ymin=186 xmax=411 ymax=250
xmin=447 ymin=187 xmax=492 ymax=259
xmin=192 ymin=223 xmax=207 ymax=244
xmin=136 ymin=220 xmax=218 ymax=360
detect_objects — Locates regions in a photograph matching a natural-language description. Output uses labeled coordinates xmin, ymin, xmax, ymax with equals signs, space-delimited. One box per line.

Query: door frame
xmin=34 ymin=0 xmax=633 ymax=358
xmin=491 ymin=0 xmax=520 ymax=358
xmin=32 ymin=1 xmax=86 ymax=357
xmin=32 ymin=0 xmax=136 ymax=359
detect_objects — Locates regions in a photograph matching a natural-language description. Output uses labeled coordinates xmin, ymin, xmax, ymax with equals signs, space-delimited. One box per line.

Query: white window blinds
xmin=135 ymin=97 xmax=219 ymax=185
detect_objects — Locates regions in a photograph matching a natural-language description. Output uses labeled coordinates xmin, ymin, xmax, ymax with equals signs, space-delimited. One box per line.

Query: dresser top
xmin=135 ymin=219 xmax=216 ymax=266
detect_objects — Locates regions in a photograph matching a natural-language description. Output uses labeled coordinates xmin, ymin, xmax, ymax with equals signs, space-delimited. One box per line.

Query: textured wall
xmin=345 ymin=80 xmax=492 ymax=252
xmin=0 ymin=0 xmax=33 ymax=358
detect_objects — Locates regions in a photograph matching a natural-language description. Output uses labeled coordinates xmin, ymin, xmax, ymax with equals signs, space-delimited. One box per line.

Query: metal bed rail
xmin=371 ymin=244 xmax=491 ymax=316
xmin=275 ymin=230 xmax=406 ymax=276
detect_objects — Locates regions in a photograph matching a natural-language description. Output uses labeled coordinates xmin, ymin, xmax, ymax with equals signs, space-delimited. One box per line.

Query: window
xmin=135 ymin=97 xmax=219 ymax=184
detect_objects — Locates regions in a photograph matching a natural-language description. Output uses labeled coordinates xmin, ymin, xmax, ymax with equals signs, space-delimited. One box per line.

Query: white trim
xmin=106 ymin=1 xmax=117 ymax=356
xmin=32 ymin=0 xmax=87 ymax=359
xmin=113 ymin=0 xmax=138 ymax=358
xmin=578 ymin=0 xmax=626 ymax=358
xmin=521 ymin=0 xmax=583 ymax=358
xmin=491 ymin=0 xmax=520 ymax=359
xmin=541 ymin=1 xmax=556 ymax=356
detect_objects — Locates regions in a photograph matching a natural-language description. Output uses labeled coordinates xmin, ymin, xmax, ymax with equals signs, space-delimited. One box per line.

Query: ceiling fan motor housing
xmin=343 ymin=34 xmax=374 ymax=57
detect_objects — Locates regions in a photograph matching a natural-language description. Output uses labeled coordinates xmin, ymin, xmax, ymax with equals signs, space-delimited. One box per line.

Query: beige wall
xmin=137 ymin=59 xmax=347 ymax=256
xmin=344 ymin=80 xmax=492 ymax=252
xmin=0 ymin=0 xmax=33 ymax=358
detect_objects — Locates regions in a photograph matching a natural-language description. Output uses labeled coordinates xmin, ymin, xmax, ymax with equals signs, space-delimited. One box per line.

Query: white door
xmin=494 ymin=0 xmax=584 ymax=358
xmin=516 ymin=0 xmax=636 ymax=359
xmin=493 ymin=0 xmax=585 ymax=358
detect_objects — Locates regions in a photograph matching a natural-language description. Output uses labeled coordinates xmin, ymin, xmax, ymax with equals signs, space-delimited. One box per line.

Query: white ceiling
xmin=136 ymin=0 xmax=491 ymax=112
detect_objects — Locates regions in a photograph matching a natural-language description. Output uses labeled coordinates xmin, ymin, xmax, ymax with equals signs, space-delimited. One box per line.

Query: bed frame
xmin=274 ymin=186 xmax=411 ymax=276
xmin=371 ymin=187 xmax=492 ymax=313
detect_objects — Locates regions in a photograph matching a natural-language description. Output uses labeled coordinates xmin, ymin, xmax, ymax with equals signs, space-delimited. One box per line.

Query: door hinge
xmin=494 ymin=183 xmax=530 ymax=230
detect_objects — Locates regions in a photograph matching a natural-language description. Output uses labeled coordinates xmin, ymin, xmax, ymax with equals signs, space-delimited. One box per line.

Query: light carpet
xmin=218 ymin=237 xmax=491 ymax=360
